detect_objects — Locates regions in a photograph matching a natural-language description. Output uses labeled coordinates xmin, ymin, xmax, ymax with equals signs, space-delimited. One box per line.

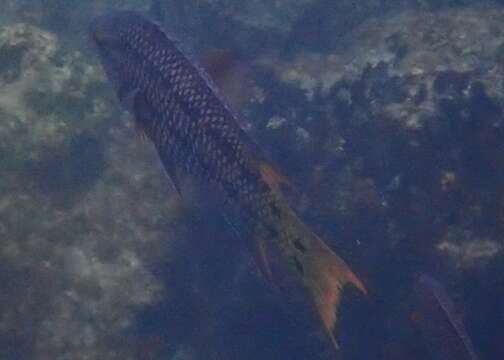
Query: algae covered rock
xmin=198 ymin=0 xmax=316 ymax=34
xmin=2 ymin=0 xmax=150 ymax=33
xmin=0 ymin=22 xmax=184 ymax=359
xmin=252 ymin=6 xmax=504 ymax=357
xmin=264 ymin=5 xmax=504 ymax=127
xmin=257 ymin=5 xmax=504 ymax=270
xmin=0 ymin=23 xmax=111 ymax=170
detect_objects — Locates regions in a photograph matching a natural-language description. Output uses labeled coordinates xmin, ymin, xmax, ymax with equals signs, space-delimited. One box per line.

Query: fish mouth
xmin=90 ymin=11 xmax=143 ymax=46
xmin=89 ymin=16 xmax=117 ymax=46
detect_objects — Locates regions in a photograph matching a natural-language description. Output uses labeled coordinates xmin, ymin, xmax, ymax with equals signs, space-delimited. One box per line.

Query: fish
xmin=90 ymin=11 xmax=366 ymax=351
xmin=410 ymin=274 xmax=479 ymax=360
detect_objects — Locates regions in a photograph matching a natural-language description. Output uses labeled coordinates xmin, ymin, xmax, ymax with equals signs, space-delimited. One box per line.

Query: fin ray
xmin=161 ymin=156 xmax=182 ymax=196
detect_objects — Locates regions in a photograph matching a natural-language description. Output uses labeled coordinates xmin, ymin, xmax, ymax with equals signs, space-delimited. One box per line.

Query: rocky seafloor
xmin=1 ymin=1 xmax=503 ymax=359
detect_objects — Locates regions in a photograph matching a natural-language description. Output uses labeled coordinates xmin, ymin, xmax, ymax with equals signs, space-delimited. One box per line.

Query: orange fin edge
xmin=326 ymin=262 xmax=367 ymax=348
xmin=258 ymin=161 xmax=293 ymax=193
xmin=303 ymin=243 xmax=367 ymax=352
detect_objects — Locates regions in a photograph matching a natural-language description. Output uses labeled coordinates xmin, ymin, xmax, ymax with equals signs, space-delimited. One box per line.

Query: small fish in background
xmin=90 ymin=11 xmax=366 ymax=352
xmin=410 ymin=274 xmax=479 ymax=360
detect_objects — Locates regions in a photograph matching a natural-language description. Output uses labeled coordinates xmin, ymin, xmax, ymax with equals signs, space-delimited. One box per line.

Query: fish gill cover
xmin=0 ymin=1 xmax=504 ymax=359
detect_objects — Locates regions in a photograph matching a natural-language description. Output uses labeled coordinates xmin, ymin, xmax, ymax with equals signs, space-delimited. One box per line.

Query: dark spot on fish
xmin=293 ymin=257 xmax=304 ymax=276
xmin=293 ymin=238 xmax=307 ymax=253
xmin=264 ymin=223 xmax=279 ymax=238
xmin=204 ymin=125 xmax=241 ymax=167
xmin=242 ymin=168 xmax=260 ymax=190
xmin=269 ymin=204 xmax=281 ymax=219
xmin=222 ymin=179 xmax=239 ymax=199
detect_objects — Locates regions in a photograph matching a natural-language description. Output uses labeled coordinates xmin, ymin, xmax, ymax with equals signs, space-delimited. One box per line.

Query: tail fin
xmin=300 ymin=235 xmax=367 ymax=350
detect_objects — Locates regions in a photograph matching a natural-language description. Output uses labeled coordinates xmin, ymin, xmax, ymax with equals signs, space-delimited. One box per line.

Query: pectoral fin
xmin=163 ymin=159 xmax=183 ymax=196
xmin=118 ymin=85 xmax=139 ymax=112
xmin=131 ymin=92 xmax=182 ymax=196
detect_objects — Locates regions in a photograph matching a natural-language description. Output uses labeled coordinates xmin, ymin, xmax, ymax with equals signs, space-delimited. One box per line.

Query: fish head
xmin=90 ymin=13 xmax=132 ymax=68
xmin=90 ymin=11 xmax=159 ymax=54
xmin=90 ymin=12 xmax=164 ymax=110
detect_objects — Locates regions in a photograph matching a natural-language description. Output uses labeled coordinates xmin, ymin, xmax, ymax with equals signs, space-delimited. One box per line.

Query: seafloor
xmin=0 ymin=1 xmax=503 ymax=359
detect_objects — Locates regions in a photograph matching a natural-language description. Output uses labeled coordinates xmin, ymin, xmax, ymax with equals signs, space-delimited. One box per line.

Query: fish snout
xmin=89 ymin=16 xmax=118 ymax=46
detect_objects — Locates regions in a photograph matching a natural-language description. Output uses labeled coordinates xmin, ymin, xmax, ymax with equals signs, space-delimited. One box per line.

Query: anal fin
xmin=254 ymin=237 xmax=275 ymax=287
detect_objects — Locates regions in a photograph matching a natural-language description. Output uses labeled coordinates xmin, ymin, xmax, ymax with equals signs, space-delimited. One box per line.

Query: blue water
xmin=0 ymin=1 xmax=503 ymax=359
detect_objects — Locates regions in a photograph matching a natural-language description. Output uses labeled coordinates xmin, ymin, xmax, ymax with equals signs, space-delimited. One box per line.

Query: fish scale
xmin=91 ymin=11 xmax=366 ymax=353
xmin=139 ymin=44 xmax=249 ymax=198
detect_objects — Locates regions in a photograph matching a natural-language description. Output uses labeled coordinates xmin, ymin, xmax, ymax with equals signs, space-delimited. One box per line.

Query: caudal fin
xmin=300 ymin=235 xmax=367 ymax=350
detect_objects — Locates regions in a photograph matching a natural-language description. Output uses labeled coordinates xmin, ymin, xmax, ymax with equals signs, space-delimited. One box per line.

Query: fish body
xmin=91 ymin=11 xmax=365 ymax=350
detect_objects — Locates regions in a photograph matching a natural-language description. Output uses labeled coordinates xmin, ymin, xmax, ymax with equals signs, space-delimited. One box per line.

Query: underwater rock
xmin=437 ymin=227 xmax=502 ymax=269
xmin=0 ymin=22 xmax=187 ymax=359
xmin=258 ymin=6 xmax=504 ymax=242
xmin=0 ymin=23 xmax=111 ymax=171
xmin=33 ymin=133 xmax=106 ymax=208
xmin=1 ymin=0 xmax=150 ymax=34
xmin=251 ymin=14 xmax=504 ymax=358
xmin=184 ymin=1 xmax=489 ymax=52
xmin=264 ymin=6 xmax=504 ymax=124
xmin=198 ymin=0 xmax=316 ymax=34
xmin=1 ymin=3 xmax=504 ymax=359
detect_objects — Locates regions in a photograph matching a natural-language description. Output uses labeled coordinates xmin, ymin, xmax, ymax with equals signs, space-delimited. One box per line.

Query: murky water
xmin=1 ymin=1 xmax=503 ymax=359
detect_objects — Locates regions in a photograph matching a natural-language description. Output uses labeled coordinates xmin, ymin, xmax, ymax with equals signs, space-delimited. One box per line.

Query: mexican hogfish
xmin=90 ymin=11 xmax=365 ymax=350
